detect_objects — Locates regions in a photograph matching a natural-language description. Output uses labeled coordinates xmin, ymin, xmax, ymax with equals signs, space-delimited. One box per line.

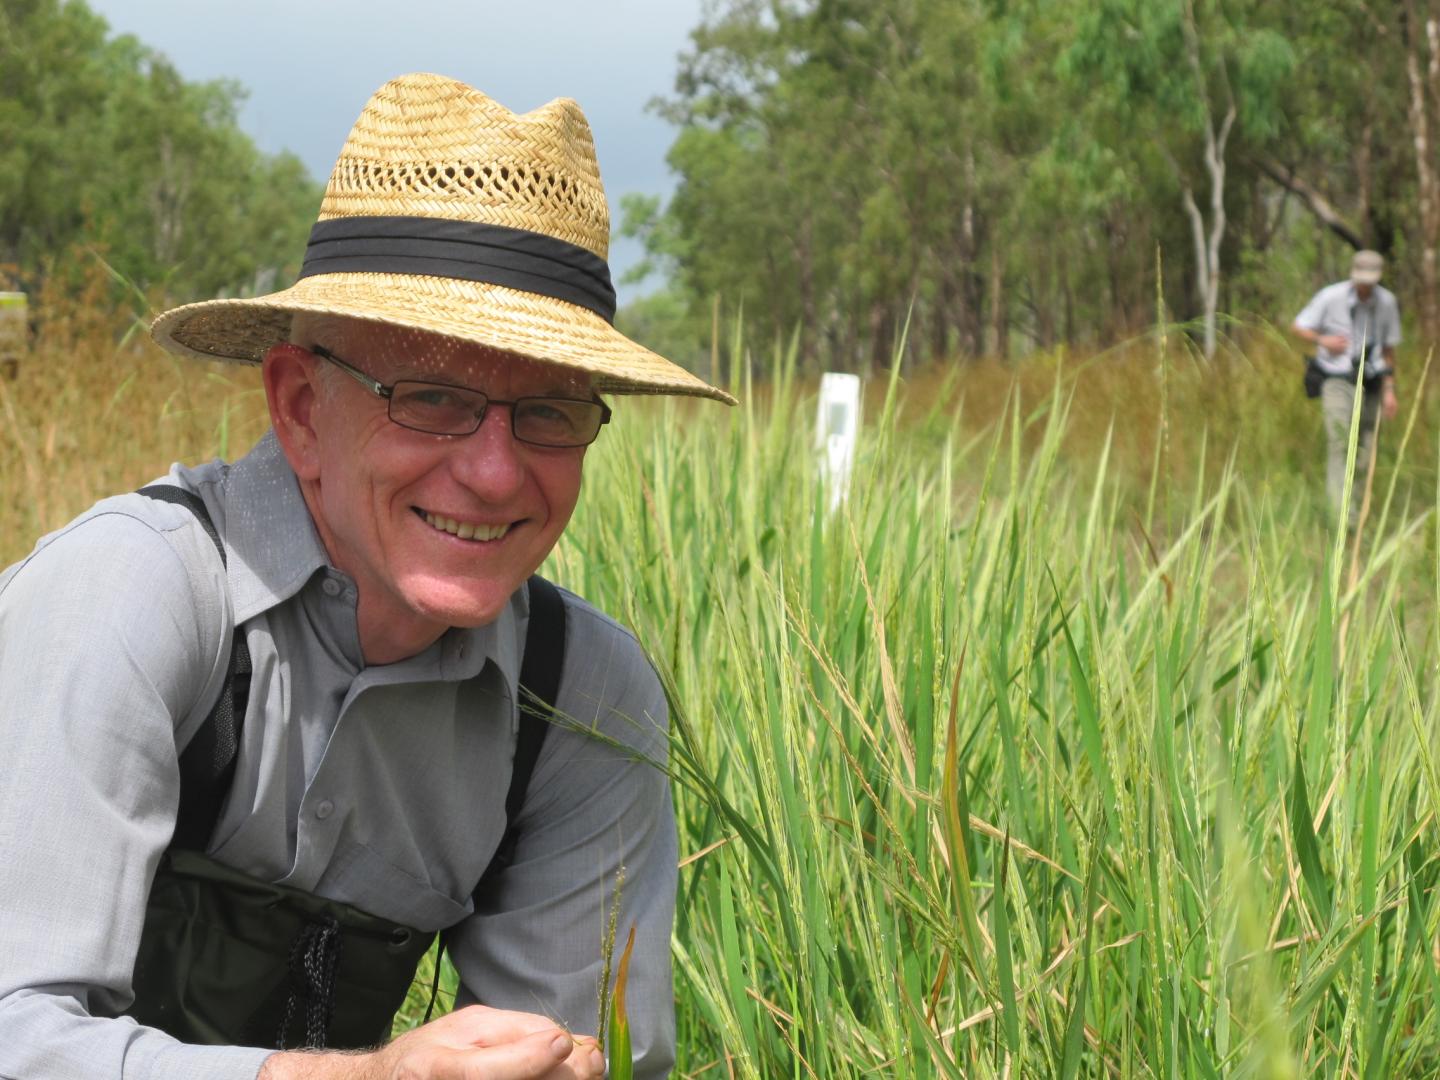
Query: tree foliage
xmin=0 ymin=0 xmax=321 ymax=307
xmin=634 ymin=0 xmax=1440 ymax=369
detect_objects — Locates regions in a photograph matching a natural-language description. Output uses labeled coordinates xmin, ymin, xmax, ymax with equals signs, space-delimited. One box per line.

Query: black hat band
xmin=298 ymin=215 xmax=616 ymax=323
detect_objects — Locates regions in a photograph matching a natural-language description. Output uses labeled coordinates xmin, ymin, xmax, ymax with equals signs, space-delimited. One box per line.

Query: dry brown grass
xmin=853 ymin=325 xmax=1437 ymax=547
xmin=0 ymin=270 xmax=266 ymax=567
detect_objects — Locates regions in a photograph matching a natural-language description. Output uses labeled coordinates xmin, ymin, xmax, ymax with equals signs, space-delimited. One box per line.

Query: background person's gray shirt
xmin=1294 ymin=280 xmax=1402 ymax=376
xmin=0 ymin=431 xmax=676 ymax=1080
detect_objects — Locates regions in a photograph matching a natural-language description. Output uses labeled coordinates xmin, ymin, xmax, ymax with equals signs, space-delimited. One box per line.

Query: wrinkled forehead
xmin=293 ymin=313 xmax=592 ymax=395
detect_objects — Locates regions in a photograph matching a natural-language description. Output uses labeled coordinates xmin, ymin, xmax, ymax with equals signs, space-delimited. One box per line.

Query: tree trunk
xmin=1174 ymin=0 xmax=1234 ymax=359
xmin=795 ymin=214 xmax=818 ymax=370
xmin=1253 ymin=159 xmax=1363 ymax=249
xmin=932 ymin=273 xmax=953 ymax=362
xmin=1063 ymin=265 xmax=1076 ymax=346
xmin=1180 ymin=182 xmax=1213 ymax=354
xmin=1402 ymin=0 xmax=1440 ymax=343
xmin=988 ymin=243 xmax=1007 ymax=360
xmin=150 ymin=135 xmax=191 ymax=267
xmin=1358 ymin=116 xmax=1374 ymax=246
xmin=958 ymin=146 xmax=983 ymax=357
xmin=869 ymin=301 xmax=895 ymax=374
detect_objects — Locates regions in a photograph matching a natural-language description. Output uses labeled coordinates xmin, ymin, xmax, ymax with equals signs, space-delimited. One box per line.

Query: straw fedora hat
xmin=151 ymin=72 xmax=735 ymax=405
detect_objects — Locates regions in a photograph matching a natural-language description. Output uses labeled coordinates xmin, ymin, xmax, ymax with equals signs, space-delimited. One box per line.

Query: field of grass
xmin=4 ymin=296 xmax=1439 ymax=1077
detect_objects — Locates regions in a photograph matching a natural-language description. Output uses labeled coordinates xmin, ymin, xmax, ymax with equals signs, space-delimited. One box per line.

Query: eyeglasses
xmin=310 ymin=345 xmax=611 ymax=448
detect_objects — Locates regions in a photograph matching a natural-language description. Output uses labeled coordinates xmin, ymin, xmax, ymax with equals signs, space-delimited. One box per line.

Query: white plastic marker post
xmin=815 ymin=372 xmax=862 ymax=514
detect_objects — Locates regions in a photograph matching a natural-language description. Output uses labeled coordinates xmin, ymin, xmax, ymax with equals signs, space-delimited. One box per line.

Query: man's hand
xmin=1383 ymin=381 xmax=1399 ymax=421
xmin=1318 ymin=332 xmax=1350 ymax=354
xmin=259 ymin=1006 xmax=605 ymax=1080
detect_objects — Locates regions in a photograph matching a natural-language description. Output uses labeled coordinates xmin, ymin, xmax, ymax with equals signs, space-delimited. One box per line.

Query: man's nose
xmin=450 ymin=402 xmax=526 ymax=498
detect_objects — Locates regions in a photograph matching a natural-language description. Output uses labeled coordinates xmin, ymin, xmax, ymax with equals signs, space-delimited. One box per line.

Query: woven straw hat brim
xmin=152 ymin=72 xmax=734 ymax=405
xmin=151 ymin=273 xmax=737 ymax=404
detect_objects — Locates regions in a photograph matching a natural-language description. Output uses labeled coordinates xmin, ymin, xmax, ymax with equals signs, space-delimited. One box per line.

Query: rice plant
xmin=556 ymin=335 xmax=1440 ymax=1077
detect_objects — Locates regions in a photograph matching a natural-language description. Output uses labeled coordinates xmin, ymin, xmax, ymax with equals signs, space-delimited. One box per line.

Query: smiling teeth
xmin=423 ymin=512 xmax=510 ymax=541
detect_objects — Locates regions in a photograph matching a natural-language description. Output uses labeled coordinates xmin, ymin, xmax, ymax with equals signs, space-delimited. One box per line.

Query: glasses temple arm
xmin=312 ymin=346 xmax=390 ymax=399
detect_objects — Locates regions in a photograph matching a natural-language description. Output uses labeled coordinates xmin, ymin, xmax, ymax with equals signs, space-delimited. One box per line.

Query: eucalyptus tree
xmin=0 ymin=0 xmax=320 ymax=304
xmin=1064 ymin=0 xmax=1295 ymax=357
xmin=0 ymin=0 xmax=115 ymax=269
xmin=1389 ymin=0 xmax=1440 ymax=341
xmin=655 ymin=0 xmax=1000 ymax=370
xmin=638 ymin=0 xmax=1440 ymax=366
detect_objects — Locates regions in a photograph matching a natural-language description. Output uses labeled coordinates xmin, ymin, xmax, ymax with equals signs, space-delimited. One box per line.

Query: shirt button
xmin=315 ymin=799 xmax=335 ymax=820
xmin=321 ymin=578 xmax=341 ymax=597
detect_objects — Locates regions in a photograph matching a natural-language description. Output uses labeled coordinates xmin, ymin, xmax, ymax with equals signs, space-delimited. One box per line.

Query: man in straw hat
xmin=0 ymin=73 xmax=732 ymax=1079
xmin=1291 ymin=249 xmax=1401 ymax=530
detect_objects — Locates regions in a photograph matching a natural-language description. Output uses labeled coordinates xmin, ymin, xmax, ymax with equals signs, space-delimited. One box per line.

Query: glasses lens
xmin=389 ymin=381 xmax=486 ymax=434
xmin=513 ymin=398 xmax=603 ymax=447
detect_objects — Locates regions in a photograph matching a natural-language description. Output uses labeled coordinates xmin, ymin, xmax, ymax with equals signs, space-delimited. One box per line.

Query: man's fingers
xmin=565 ymin=1036 xmax=606 ymax=1078
xmin=454 ymin=1027 xmax=591 ymax=1080
xmin=378 ymin=1006 xmax=605 ymax=1079
xmin=431 ymin=1003 xmax=569 ymax=1047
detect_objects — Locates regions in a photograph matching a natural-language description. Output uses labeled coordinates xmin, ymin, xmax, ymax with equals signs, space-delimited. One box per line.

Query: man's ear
xmin=263 ymin=343 xmax=324 ymax=481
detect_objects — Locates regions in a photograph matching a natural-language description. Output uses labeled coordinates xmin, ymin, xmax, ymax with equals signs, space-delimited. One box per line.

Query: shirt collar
xmin=218 ymin=430 xmax=328 ymax=624
xmin=1347 ymin=282 xmax=1378 ymax=307
xmin=215 ymin=431 xmax=522 ymax=694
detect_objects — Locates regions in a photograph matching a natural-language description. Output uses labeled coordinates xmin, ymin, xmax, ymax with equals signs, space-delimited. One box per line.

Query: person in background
xmin=0 ymin=72 xmax=733 ymax=1080
xmin=1291 ymin=249 xmax=1401 ymax=530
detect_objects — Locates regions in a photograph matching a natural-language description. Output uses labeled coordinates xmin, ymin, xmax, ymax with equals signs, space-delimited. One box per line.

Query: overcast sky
xmin=84 ymin=0 xmax=707 ymax=302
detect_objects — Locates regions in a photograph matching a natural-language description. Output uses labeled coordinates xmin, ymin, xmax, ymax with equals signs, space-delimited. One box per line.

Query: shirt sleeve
xmin=0 ymin=510 xmax=270 ymax=1080
xmin=449 ymin=601 xmax=678 ymax=1080
xmin=1294 ymin=289 xmax=1328 ymax=332
xmin=1385 ymin=293 xmax=1403 ymax=346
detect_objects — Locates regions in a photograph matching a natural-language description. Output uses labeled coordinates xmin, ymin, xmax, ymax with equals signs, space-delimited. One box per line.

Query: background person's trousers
xmin=1321 ymin=377 xmax=1380 ymax=528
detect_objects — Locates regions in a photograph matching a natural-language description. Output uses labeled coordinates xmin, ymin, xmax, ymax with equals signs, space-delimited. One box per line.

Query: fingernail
xmin=590 ymin=1047 xmax=605 ymax=1073
xmin=550 ymin=1031 xmax=573 ymax=1056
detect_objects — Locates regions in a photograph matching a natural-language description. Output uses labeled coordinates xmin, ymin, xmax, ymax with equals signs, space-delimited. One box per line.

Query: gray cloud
xmin=85 ymin=0 xmax=704 ymax=300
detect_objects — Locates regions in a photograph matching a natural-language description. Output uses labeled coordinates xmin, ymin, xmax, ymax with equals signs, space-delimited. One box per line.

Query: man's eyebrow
xmin=388 ymin=377 xmax=590 ymax=403
xmin=391 ymin=367 xmax=451 ymax=383
xmin=385 ymin=363 xmax=476 ymax=386
xmin=385 ymin=367 xmax=592 ymax=398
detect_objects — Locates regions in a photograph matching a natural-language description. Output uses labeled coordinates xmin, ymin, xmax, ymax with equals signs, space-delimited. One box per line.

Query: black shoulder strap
xmin=138 ymin=485 xmax=252 ymax=851
xmin=478 ymin=574 xmax=566 ymax=888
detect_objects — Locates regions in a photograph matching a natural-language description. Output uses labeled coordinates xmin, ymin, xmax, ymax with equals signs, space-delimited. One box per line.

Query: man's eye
xmin=524 ymin=402 xmax=570 ymax=424
xmin=397 ymin=386 xmax=471 ymax=410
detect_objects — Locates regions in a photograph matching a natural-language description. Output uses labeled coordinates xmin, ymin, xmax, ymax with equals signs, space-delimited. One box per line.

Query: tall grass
xmin=558 ymin=335 xmax=1440 ymax=1077
xmin=3 ymin=294 xmax=1437 ymax=1076
xmin=0 ymin=270 xmax=266 ymax=551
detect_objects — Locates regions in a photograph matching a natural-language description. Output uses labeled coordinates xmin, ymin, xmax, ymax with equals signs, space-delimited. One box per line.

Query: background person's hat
xmin=1350 ymin=249 xmax=1384 ymax=285
xmin=151 ymin=73 xmax=735 ymax=405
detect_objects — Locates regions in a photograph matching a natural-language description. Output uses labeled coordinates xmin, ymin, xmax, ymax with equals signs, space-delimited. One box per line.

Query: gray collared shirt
xmin=1295 ymin=280 xmax=1402 ymax=375
xmin=0 ymin=432 xmax=676 ymax=1079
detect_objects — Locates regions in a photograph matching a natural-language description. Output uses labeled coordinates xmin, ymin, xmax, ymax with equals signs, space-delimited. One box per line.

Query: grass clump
xmin=559 ymin=333 xmax=1440 ymax=1077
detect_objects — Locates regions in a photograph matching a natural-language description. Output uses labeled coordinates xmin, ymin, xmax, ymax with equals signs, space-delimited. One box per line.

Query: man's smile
xmin=414 ymin=507 xmax=515 ymax=542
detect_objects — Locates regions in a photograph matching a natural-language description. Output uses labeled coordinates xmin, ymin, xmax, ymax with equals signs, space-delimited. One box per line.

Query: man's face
xmin=281 ymin=318 xmax=591 ymax=651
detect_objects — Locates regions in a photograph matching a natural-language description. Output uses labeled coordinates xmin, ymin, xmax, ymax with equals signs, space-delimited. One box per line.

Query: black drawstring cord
xmin=422 ymin=933 xmax=447 ymax=1025
xmin=278 ymin=915 xmax=342 ymax=1049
